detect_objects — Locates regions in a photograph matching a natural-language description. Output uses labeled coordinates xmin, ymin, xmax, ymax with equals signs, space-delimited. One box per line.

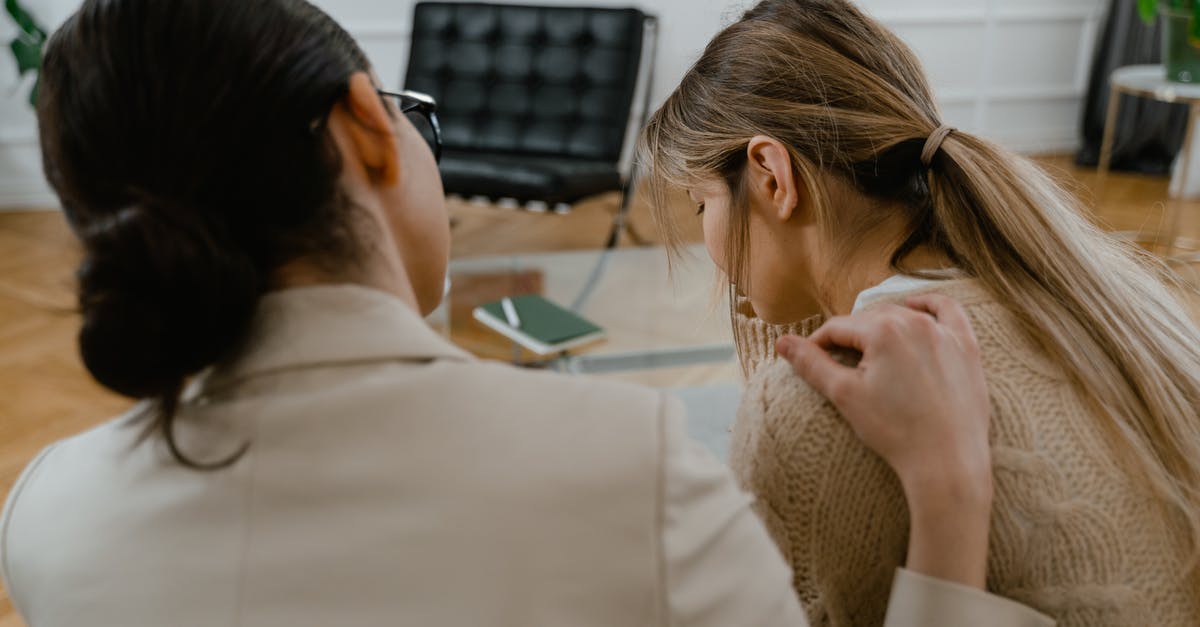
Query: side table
xmin=1099 ymin=64 xmax=1200 ymax=260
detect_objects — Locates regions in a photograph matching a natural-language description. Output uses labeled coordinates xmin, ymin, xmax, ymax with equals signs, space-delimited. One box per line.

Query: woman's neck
xmin=821 ymin=242 xmax=954 ymax=316
xmin=272 ymin=203 xmax=424 ymax=311
xmin=273 ymin=245 xmax=421 ymax=312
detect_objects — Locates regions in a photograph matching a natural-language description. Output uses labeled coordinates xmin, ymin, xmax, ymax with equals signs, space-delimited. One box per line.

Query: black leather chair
xmin=404 ymin=2 xmax=657 ymax=247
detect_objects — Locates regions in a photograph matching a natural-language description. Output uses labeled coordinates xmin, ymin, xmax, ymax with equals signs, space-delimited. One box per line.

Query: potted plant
xmin=1140 ymin=0 xmax=1200 ymax=82
xmin=5 ymin=0 xmax=46 ymax=106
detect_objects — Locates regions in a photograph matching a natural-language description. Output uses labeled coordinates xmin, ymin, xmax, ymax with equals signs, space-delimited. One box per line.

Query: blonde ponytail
xmin=639 ymin=0 xmax=1200 ymax=575
xmin=930 ymin=130 xmax=1200 ymax=569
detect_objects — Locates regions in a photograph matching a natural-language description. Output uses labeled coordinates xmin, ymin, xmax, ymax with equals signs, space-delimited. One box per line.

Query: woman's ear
xmin=745 ymin=135 xmax=807 ymax=223
xmin=328 ymin=72 xmax=400 ymax=185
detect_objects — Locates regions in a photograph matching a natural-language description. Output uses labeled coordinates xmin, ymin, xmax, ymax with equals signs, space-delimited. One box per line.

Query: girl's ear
xmin=745 ymin=135 xmax=809 ymax=223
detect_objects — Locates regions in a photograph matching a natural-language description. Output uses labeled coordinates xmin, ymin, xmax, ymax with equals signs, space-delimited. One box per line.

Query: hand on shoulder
xmin=776 ymin=294 xmax=993 ymax=588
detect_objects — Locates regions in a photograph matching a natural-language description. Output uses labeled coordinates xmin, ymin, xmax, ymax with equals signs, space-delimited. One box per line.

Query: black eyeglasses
xmin=378 ymin=89 xmax=442 ymax=163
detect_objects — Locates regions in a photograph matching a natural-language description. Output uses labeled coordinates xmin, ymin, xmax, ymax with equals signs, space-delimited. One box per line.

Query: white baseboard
xmin=0 ymin=144 xmax=1082 ymax=211
xmin=0 ymin=137 xmax=56 ymax=209
xmin=994 ymin=131 xmax=1081 ymax=156
xmin=0 ymin=183 xmax=56 ymax=210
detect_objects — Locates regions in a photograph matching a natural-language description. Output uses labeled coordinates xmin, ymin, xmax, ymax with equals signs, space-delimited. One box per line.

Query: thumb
xmin=778 ymin=336 xmax=857 ymax=405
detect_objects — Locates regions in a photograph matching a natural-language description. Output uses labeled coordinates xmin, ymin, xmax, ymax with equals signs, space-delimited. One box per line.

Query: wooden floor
xmin=0 ymin=155 xmax=1192 ymax=624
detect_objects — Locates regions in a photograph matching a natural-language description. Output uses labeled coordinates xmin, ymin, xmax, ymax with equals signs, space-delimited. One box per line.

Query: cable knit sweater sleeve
xmin=728 ymin=281 xmax=1200 ymax=627
xmin=729 ymin=303 xmax=908 ymax=626
xmin=731 ymin=297 xmax=825 ymax=377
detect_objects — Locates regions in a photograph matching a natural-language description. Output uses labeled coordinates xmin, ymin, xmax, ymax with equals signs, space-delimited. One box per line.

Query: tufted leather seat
xmin=405 ymin=3 xmax=649 ymax=206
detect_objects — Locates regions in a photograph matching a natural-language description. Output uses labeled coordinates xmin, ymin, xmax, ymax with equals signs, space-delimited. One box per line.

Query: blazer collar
xmin=205 ymin=284 xmax=473 ymax=389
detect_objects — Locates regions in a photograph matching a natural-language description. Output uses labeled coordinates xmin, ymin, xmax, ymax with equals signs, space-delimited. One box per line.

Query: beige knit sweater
xmin=729 ymin=279 xmax=1200 ymax=626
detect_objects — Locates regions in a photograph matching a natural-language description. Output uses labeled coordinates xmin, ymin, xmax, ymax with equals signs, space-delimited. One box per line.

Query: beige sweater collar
xmin=733 ymin=278 xmax=990 ymax=377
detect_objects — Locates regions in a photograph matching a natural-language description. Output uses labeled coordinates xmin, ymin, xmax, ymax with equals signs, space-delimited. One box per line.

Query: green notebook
xmin=473 ymin=294 xmax=605 ymax=355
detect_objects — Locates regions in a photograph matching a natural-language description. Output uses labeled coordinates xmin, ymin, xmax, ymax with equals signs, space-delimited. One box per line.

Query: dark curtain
xmin=1076 ymin=0 xmax=1189 ymax=174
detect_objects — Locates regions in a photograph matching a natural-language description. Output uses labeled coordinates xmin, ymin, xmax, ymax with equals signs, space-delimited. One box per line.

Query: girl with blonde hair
xmin=640 ymin=0 xmax=1200 ymax=624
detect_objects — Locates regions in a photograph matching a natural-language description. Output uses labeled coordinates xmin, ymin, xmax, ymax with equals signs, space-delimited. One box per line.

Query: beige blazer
xmin=1 ymin=285 xmax=1051 ymax=626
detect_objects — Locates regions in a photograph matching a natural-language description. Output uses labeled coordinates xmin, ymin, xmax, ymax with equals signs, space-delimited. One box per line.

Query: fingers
xmin=794 ymin=295 xmax=977 ymax=379
xmin=808 ymin=304 xmax=915 ymax=351
xmin=905 ymin=294 xmax=979 ymax=354
xmin=806 ymin=317 xmax=868 ymax=352
xmin=777 ymin=336 xmax=858 ymax=405
xmin=905 ymin=294 xmax=963 ymax=329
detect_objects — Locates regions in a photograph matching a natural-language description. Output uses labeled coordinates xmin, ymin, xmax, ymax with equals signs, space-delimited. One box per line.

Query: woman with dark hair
xmin=1 ymin=1 xmax=1050 ymax=625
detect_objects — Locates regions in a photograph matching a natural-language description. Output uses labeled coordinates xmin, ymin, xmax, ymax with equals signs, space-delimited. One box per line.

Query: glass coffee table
xmin=440 ymin=244 xmax=740 ymax=388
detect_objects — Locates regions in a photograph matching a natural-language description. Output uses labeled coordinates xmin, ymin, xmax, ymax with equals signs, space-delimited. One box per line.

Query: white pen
xmin=501 ymin=297 xmax=522 ymax=329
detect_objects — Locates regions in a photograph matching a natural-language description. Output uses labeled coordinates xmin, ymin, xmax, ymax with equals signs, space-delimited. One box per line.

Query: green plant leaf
xmin=9 ymin=36 xmax=39 ymax=75
xmin=4 ymin=0 xmax=44 ymax=108
xmin=4 ymin=0 xmax=47 ymax=41
xmin=1141 ymin=0 xmax=1160 ymax=23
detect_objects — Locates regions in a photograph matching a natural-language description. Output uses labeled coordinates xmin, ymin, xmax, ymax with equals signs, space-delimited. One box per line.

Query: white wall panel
xmin=988 ymin=98 xmax=1083 ymax=153
xmin=936 ymin=102 xmax=979 ymax=134
xmin=890 ymin=23 xmax=988 ymax=92
xmin=991 ymin=21 xmax=1089 ymax=88
xmin=857 ymin=0 xmax=987 ymax=18
xmin=0 ymin=0 xmax=1108 ymax=208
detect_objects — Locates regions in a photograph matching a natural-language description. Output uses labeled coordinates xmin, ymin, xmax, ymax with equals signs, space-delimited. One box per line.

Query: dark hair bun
xmin=77 ymin=201 xmax=264 ymax=399
xmin=40 ymin=0 xmax=372 ymax=465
